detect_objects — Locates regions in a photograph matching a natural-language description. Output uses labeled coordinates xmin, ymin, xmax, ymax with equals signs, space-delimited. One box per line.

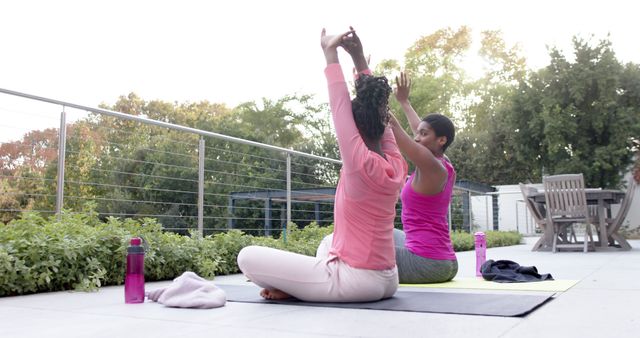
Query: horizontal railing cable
xmin=203 ymin=168 xmax=338 ymax=190
xmin=0 ymin=193 xmax=335 ymax=213
xmin=0 ymin=106 xmax=59 ymax=122
xmin=0 ymin=208 xmax=55 ymax=214
xmin=65 ymin=135 xmax=199 ymax=162
xmin=0 ymin=123 xmax=57 ymax=134
xmin=202 ymin=143 xmax=337 ymax=172
xmin=203 ymin=157 xmax=290 ymax=175
xmin=0 ymin=143 xmax=58 ymax=154
xmin=63 ymin=179 xmax=199 ymax=195
xmin=1 ymin=192 xmax=57 ymax=199
xmin=0 ymin=174 xmax=57 ymax=183
xmin=63 ymin=195 xmax=199 ymax=207
xmin=210 ymin=181 xmax=337 ymax=201
xmin=81 ymin=121 xmax=200 ymax=148
xmin=0 ymin=88 xmax=341 ymax=164
xmin=64 ymin=149 xmax=198 ymax=172
xmin=202 ymin=143 xmax=288 ymax=164
xmin=0 ymin=143 xmax=331 ymax=184
xmin=76 ymin=211 xmax=198 ymax=218
xmin=65 ymin=164 xmax=200 ymax=184
xmin=202 ymin=168 xmax=285 ymax=184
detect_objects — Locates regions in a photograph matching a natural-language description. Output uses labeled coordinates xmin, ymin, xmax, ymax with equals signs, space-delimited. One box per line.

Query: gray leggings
xmin=393 ymin=229 xmax=458 ymax=284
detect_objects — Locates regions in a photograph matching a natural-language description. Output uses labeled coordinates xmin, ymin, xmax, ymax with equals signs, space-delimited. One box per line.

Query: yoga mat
xmin=401 ymin=277 xmax=578 ymax=292
xmin=218 ymin=284 xmax=553 ymax=317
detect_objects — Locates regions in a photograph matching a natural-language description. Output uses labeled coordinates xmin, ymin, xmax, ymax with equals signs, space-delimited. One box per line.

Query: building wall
xmin=495 ymin=184 xmax=542 ymax=235
xmin=468 ymin=194 xmax=495 ymax=232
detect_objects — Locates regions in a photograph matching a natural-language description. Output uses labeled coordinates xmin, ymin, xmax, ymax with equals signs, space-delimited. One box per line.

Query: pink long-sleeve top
xmin=325 ymin=63 xmax=408 ymax=270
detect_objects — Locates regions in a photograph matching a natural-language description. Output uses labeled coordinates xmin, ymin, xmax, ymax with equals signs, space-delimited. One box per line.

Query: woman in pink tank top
xmin=389 ymin=72 xmax=459 ymax=284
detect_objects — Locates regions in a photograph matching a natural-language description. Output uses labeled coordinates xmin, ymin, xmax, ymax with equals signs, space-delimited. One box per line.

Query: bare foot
xmin=260 ymin=288 xmax=292 ymax=300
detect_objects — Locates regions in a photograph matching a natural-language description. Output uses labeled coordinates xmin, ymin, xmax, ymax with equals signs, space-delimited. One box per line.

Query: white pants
xmin=236 ymin=236 xmax=398 ymax=302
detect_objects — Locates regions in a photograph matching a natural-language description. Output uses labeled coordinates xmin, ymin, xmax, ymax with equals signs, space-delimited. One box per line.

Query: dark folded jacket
xmin=481 ymin=259 xmax=554 ymax=283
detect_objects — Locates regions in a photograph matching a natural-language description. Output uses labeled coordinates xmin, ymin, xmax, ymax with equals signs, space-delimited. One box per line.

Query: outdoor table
xmin=529 ymin=189 xmax=626 ymax=251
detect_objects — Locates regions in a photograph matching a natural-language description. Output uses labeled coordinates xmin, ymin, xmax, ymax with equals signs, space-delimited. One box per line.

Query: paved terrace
xmin=1 ymin=237 xmax=639 ymax=338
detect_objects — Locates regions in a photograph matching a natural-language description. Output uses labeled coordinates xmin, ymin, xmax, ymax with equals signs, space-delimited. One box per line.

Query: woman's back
xmin=401 ymin=158 xmax=456 ymax=261
xmin=325 ymin=63 xmax=407 ymax=270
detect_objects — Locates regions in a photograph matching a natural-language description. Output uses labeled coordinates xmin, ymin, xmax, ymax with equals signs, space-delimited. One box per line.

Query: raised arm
xmin=389 ymin=112 xmax=447 ymax=194
xmin=341 ymin=27 xmax=369 ymax=75
xmin=321 ymin=28 xmax=368 ymax=172
xmin=394 ymin=72 xmax=421 ymax=134
xmin=320 ymin=28 xmax=352 ymax=65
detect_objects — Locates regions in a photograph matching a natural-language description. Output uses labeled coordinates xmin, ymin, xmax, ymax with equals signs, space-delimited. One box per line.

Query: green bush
xmin=450 ymin=230 xmax=523 ymax=251
xmin=208 ymin=230 xmax=253 ymax=276
xmin=277 ymin=222 xmax=334 ymax=256
xmin=0 ymin=209 xmax=519 ymax=296
xmin=0 ymin=210 xmax=334 ymax=296
xmin=0 ymin=212 xmax=123 ymax=294
xmin=451 ymin=231 xmax=475 ymax=251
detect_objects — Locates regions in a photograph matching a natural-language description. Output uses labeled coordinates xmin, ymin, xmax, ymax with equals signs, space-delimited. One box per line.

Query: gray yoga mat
xmin=218 ymin=284 xmax=553 ymax=317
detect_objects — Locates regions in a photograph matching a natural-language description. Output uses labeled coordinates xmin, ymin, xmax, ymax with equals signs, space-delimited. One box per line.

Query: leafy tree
xmin=0 ymin=129 xmax=59 ymax=219
xmin=508 ymin=38 xmax=640 ymax=188
xmin=0 ymin=128 xmax=58 ymax=176
xmin=377 ymin=26 xmax=471 ymax=126
xmin=0 ymin=179 xmax=21 ymax=223
xmin=448 ymin=30 xmax=531 ymax=184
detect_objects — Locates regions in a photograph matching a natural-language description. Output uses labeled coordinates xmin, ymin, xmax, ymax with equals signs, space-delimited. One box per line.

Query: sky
xmin=1 ymin=0 xmax=638 ymax=143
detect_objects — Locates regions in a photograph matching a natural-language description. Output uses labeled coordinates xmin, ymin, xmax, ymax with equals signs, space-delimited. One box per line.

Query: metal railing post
xmin=486 ymin=195 xmax=490 ymax=231
xmin=468 ymin=191 xmax=472 ymax=232
xmin=515 ymin=201 xmax=520 ymax=233
xmin=55 ymin=107 xmax=67 ymax=217
xmin=285 ymin=153 xmax=291 ymax=242
xmin=227 ymin=197 xmax=235 ymax=229
xmin=524 ymin=201 xmax=530 ymax=234
xmin=197 ymin=137 xmax=205 ymax=236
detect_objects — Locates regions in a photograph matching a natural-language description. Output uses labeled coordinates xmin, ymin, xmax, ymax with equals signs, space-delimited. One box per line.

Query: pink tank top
xmin=401 ymin=158 xmax=457 ymax=260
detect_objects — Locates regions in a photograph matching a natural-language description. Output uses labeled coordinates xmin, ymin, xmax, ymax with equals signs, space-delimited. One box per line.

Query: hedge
xmin=0 ymin=211 xmax=520 ymax=296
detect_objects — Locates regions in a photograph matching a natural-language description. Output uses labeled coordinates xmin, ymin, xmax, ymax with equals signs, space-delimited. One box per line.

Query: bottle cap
xmin=128 ymin=237 xmax=145 ymax=254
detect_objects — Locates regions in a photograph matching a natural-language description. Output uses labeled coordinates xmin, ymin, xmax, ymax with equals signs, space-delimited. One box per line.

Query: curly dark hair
xmin=351 ymin=74 xmax=392 ymax=141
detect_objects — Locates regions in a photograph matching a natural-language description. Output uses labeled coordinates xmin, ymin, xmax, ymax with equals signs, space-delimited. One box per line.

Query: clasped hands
xmin=320 ymin=26 xmax=363 ymax=57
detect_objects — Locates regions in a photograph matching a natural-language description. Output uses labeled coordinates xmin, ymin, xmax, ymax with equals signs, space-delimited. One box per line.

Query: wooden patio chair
xmin=519 ymin=183 xmax=551 ymax=251
xmin=543 ymin=174 xmax=595 ymax=253
xmin=604 ymin=178 xmax=636 ymax=250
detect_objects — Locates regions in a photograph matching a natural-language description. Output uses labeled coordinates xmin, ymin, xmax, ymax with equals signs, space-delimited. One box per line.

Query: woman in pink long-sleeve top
xmin=237 ymin=28 xmax=407 ymax=302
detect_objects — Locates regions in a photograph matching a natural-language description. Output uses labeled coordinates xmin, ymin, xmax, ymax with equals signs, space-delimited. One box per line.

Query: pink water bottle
xmin=474 ymin=232 xmax=486 ymax=277
xmin=125 ymin=237 xmax=145 ymax=303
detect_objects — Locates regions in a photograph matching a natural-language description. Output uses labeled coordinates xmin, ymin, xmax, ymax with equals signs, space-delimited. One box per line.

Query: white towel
xmin=147 ymin=271 xmax=226 ymax=309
